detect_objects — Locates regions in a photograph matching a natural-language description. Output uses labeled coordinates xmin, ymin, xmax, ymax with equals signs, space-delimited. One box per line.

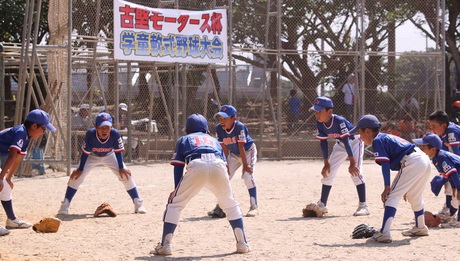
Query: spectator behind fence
xmin=398 ymin=114 xmax=416 ymax=141
xmin=342 ymin=74 xmax=356 ymax=120
xmin=400 ymin=93 xmax=420 ymax=121
xmin=72 ymin=104 xmax=90 ymax=131
xmin=117 ymin=103 xmax=138 ymax=159
xmin=286 ymin=89 xmax=302 ymax=135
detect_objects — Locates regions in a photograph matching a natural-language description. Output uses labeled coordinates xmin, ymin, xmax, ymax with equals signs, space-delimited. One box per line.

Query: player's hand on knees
xmin=348 ymin=164 xmax=360 ymax=176
xmin=321 ymin=165 xmax=330 ymax=178
xmin=70 ymin=169 xmax=83 ymax=180
xmin=242 ymin=164 xmax=253 ymax=175
xmin=381 ymin=187 xmax=390 ymax=203
xmin=6 ymin=177 xmax=13 ymax=190
xmin=119 ymin=168 xmax=131 ymax=180
xmin=0 ymin=182 xmax=3 ymax=192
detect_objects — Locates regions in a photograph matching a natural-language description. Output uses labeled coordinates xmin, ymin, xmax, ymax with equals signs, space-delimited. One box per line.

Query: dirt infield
xmin=0 ymin=160 xmax=457 ymax=260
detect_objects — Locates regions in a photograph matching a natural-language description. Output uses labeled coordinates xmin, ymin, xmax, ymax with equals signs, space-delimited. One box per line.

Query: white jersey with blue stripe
xmin=316 ymin=114 xmax=355 ymax=141
xmin=170 ymin=132 xmax=225 ymax=166
xmin=81 ymin=128 xmax=124 ymax=156
xmin=372 ymin=133 xmax=414 ymax=171
xmin=0 ymin=125 xmax=30 ymax=156
xmin=216 ymin=121 xmax=254 ymax=154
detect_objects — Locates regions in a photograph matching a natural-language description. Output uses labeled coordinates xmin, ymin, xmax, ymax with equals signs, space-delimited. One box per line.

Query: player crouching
xmin=151 ymin=114 xmax=250 ymax=255
xmin=57 ymin=113 xmax=146 ymax=216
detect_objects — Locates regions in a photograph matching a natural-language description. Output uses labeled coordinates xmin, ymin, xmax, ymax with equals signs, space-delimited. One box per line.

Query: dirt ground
xmin=0 ymin=160 xmax=459 ymax=260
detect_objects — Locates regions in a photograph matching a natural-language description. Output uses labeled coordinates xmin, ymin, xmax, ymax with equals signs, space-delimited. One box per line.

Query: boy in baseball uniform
xmin=0 ymin=109 xmax=56 ymax=236
xmin=152 ymin=114 xmax=249 ymax=255
xmin=208 ymin=105 xmax=259 ymax=218
xmin=57 ymin=113 xmax=146 ymax=215
xmin=428 ymin=111 xmax=460 ymax=221
xmin=310 ymin=97 xmax=369 ymax=216
xmin=351 ymin=115 xmax=431 ymax=243
xmin=412 ymin=133 xmax=460 ymax=228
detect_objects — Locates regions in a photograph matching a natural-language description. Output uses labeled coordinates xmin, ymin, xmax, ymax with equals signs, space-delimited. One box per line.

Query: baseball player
xmin=151 ymin=114 xmax=250 ymax=255
xmin=428 ymin=111 xmax=460 ymax=221
xmin=57 ymin=112 xmax=146 ymax=215
xmin=208 ymin=105 xmax=259 ymax=218
xmin=412 ymin=133 xmax=460 ymax=228
xmin=309 ymin=97 xmax=369 ymax=216
xmin=351 ymin=115 xmax=431 ymax=243
xmin=0 ymin=109 xmax=56 ymax=236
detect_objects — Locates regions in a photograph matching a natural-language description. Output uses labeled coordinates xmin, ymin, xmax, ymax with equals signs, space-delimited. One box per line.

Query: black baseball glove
xmin=351 ymin=223 xmax=377 ymax=239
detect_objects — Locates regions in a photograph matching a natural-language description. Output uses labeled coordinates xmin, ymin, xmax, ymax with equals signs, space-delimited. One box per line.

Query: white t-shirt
xmin=342 ymin=83 xmax=354 ymax=105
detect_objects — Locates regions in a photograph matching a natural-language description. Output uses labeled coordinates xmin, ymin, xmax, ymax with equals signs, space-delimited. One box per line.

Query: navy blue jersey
xmin=316 ymin=114 xmax=355 ymax=141
xmin=440 ymin=122 xmax=460 ymax=152
xmin=171 ymin=132 xmax=225 ymax=166
xmin=432 ymin=150 xmax=460 ymax=189
xmin=372 ymin=133 xmax=415 ymax=171
xmin=82 ymin=128 xmax=124 ymax=156
xmin=216 ymin=121 xmax=254 ymax=154
xmin=0 ymin=125 xmax=30 ymax=157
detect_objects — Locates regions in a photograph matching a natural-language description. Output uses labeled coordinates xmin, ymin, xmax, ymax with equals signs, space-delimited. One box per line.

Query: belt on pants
xmin=185 ymin=153 xmax=218 ymax=164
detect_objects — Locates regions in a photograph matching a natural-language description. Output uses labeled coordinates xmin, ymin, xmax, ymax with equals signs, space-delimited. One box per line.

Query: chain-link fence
xmin=2 ymin=0 xmax=447 ymax=170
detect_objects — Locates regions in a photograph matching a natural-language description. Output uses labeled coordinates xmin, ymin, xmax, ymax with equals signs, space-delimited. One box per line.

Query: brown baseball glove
xmin=94 ymin=202 xmax=117 ymax=217
xmin=33 ymin=217 xmax=62 ymax=233
xmin=424 ymin=211 xmax=441 ymax=227
xmin=302 ymin=203 xmax=325 ymax=217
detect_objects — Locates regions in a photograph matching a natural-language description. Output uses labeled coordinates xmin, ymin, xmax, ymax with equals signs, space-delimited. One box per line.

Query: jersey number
xmin=193 ymin=136 xmax=214 ymax=147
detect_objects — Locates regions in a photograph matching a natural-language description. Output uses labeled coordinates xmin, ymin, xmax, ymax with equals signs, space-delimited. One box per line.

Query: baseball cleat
xmin=316 ymin=201 xmax=328 ymax=215
xmin=209 ymin=205 xmax=226 ymax=218
xmin=440 ymin=219 xmax=460 ymax=228
xmin=246 ymin=206 xmax=259 ymax=217
xmin=150 ymin=242 xmax=172 ymax=255
xmin=6 ymin=218 xmax=32 ymax=229
xmin=353 ymin=202 xmax=370 ymax=216
xmin=370 ymin=231 xmax=392 ymax=243
xmin=236 ymin=242 xmax=250 ymax=253
xmin=58 ymin=198 xmax=70 ymax=215
xmin=401 ymin=225 xmax=429 ymax=236
xmin=134 ymin=198 xmax=147 ymax=214
xmin=0 ymin=226 xmax=10 ymax=236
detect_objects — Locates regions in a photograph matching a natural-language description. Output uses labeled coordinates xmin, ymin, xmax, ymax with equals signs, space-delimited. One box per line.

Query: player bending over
xmin=413 ymin=133 xmax=460 ymax=228
xmin=151 ymin=114 xmax=250 ymax=255
xmin=208 ymin=105 xmax=259 ymax=218
xmin=57 ymin=113 xmax=146 ymax=215
xmin=351 ymin=115 xmax=431 ymax=243
xmin=309 ymin=97 xmax=369 ymax=216
xmin=0 ymin=109 xmax=56 ymax=236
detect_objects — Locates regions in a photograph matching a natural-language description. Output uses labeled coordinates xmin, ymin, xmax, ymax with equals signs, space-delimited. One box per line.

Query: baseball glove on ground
xmin=351 ymin=223 xmax=377 ymax=239
xmin=33 ymin=217 xmax=62 ymax=233
xmin=94 ymin=202 xmax=117 ymax=217
xmin=302 ymin=203 xmax=324 ymax=217
xmin=424 ymin=211 xmax=441 ymax=227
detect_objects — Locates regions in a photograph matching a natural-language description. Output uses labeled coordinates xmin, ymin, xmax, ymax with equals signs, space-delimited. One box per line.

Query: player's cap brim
xmin=309 ymin=105 xmax=325 ymax=111
xmin=44 ymin=122 xmax=57 ymax=132
xmin=412 ymin=138 xmax=428 ymax=146
xmin=97 ymin=121 xmax=112 ymax=127
xmin=214 ymin=112 xmax=231 ymax=119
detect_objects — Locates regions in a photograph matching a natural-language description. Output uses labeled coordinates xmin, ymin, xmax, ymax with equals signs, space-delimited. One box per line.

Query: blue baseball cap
xmin=26 ymin=109 xmax=56 ymax=132
xmin=186 ymin=113 xmax=209 ymax=133
xmin=349 ymin=114 xmax=381 ymax=134
xmin=430 ymin=175 xmax=448 ymax=196
xmin=310 ymin=97 xmax=333 ymax=111
xmin=413 ymin=133 xmax=442 ymax=150
xmin=214 ymin=105 xmax=237 ymax=118
xmin=95 ymin=113 xmax=113 ymax=127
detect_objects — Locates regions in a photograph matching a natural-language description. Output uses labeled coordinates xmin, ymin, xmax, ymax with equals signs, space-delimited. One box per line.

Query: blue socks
xmin=161 ymin=222 xmax=177 ymax=245
xmin=127 ymin=187 xmax=140 ymax=200
xmin=64 ymin=186 xmax=78 ymax=203
xmin=248 ymin=187 xmax=257 ymax=206
xmin=320 ymin=185 xmax=332 ymax=205
xmin=1 ymin=200 xmax=15 ymax=220
xmin=356 ymin=183 xmax=366 ymax=203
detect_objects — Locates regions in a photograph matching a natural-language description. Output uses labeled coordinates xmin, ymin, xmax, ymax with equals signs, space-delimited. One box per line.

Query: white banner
xmin=113 ymin=0 xmax=228 ymax=64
